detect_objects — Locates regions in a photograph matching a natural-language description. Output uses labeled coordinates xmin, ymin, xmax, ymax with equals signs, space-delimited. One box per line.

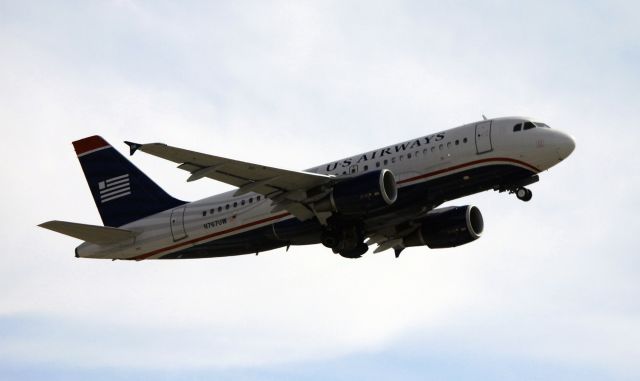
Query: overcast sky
xmin=1 ymin=1 xmax=639 ymax=380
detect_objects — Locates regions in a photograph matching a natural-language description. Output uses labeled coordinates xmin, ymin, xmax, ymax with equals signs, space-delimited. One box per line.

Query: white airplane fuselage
xmin=69 ymin=116 xmax=574 ymax=260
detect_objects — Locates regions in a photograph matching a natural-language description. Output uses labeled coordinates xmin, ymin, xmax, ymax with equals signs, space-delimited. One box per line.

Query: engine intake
xmin=315 ymin=169 xmax=397 ymax=215
xmin=404 ymin=205 xmax=484 ymax=249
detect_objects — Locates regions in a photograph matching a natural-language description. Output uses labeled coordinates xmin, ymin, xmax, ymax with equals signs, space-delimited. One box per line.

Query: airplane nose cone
xmin=556 ymin=131 xmax=576 ymax=160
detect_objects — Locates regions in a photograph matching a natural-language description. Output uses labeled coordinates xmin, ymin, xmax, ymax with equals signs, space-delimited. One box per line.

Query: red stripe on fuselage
xmin=73 ymin=135 xmax=110 ymax=156
xmin=397 ymin=157 xmax=539 ymax=185
xmin=130 ymin=212 xmax=291 ymax=261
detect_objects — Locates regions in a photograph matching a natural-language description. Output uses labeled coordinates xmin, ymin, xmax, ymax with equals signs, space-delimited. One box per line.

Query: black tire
xmin=516 ymin=188 xmax=527 ymax=199
xmin=321 ymin=232 xmax=339 ymax=249
xmin=338 ymin=243 xmax=368 ymax=259
xmin=516 ymin=188 xmax=533 ymax=202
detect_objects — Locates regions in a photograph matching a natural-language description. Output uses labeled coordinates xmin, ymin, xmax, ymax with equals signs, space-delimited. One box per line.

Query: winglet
xmin=124 ymin=141 xmax=142 ymax=156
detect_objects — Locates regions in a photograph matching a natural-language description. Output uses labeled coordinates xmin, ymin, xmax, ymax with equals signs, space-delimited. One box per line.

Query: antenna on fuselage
xmin=482 ymin=114 xmax=488 ymax=120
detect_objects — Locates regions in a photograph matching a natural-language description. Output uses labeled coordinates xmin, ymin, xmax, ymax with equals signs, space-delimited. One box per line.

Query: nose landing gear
xmin=515 ymin=187 xmax=533 ymax=202
xmin=495 ymin=176 xmax=537 ymax=202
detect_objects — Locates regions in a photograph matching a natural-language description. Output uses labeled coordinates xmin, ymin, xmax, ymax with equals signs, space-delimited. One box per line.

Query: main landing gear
xmin=321 ymin=221 xmax=368 ymax=259
xmin=515 ymin=187 xmax=533 ymax=202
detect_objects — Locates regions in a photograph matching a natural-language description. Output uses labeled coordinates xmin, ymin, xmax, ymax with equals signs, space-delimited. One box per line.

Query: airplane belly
xmin=160 ymin=225 xmax=284 ymax=259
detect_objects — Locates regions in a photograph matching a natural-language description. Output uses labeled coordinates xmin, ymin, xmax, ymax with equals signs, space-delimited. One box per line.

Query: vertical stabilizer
xmin=73 ymin=135 xmax=185 ymax=227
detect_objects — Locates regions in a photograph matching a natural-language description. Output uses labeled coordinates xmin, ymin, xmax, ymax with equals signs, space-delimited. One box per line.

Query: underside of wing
xmin=365 ymin=225 xmax=420 ymax=257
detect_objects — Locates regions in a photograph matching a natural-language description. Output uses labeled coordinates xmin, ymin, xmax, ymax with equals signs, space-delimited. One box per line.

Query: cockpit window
xmin=523 ymin=121 xmax=536 ymax=130
xmin=513 ymin=123 xmax=522 ymax=132
xmin=534 ymin=122 xmax=550 ymax=128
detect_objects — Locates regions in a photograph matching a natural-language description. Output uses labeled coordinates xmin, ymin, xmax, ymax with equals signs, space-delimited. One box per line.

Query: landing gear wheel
xmin=516 ymin=187 xmax=533 ymax=202
xmin=338 ymin=243 xmax=369 ymax=259
xmin=321 ymin=232 xmax=339 ymax=249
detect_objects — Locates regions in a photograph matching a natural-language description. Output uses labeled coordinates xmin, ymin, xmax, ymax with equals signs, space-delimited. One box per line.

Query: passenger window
xmin=447 ymin=142 xmax=452 ymax=148
xmin=241 ymin=200 xmax=245 ymax=206
xmin=257 ymin=196 xmax=261 ymax=201
xmin=225 ymin=204 xmax=230 ymax=210
xmin=407 ymin=153 xmax=412 ymax=159
xmin=513 ymin=123 xmax=522 ymax=132
xmin=249 ymin=198 xmax=253 ymax=204
xmin=376 ymin=162 xmax=380 ymax=168
xmin=202 ymin=211 xmax=206 ymax=217
xmin=391 ymin=157 xmax=396 ymax=163
xmin=384 ymin=159 xmax=388 ymax=165
xmin=218 ymin=206 xmax=222 ymax=212
xmin=233 ymin=202 xmax=237 ymax=208
xmin=524 ymin=122 xmax=536 ymax=130
xmin=423 ymin=148 xmax=428 ymax=154
xmin=210 ymin=209 xmax=215 ymax=214
xmin=399 ymin=155 xmax=404 ymax=161
xmin=431 ymin=146 xmax=435 ymax=152
xmin=364 ymin=165 xmax=368 ymax=171
xmin=463 ymin=138 xmax=468 ymax=143
xmin=455 ymin=139 xmax=459 ymax=145
xmin=439 ymin=144 xmax=443 ymax=150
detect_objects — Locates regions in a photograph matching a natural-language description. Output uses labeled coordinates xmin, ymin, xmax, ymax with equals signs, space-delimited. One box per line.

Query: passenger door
xmin=475 ymin=121 xmax=493 ymax=154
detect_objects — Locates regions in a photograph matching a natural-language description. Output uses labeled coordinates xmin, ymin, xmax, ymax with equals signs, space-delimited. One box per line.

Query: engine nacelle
xmin=404 ymin=205 xmax=484 ymax=249
xmin=315 ymin=169 xmax=397 ymax=215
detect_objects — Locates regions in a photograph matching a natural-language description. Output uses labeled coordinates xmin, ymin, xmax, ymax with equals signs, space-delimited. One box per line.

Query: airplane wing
xmin=125 ymin=141 xmax=335 ymax=221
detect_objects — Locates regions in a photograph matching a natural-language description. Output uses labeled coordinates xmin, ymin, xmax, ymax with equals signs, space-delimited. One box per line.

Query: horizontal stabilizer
xmin=39 ymin=220 xmax=138 ymax=245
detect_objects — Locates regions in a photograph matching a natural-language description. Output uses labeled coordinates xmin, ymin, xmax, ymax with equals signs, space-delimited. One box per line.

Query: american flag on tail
xmin=98 ymin=174 xmax=131 ymax=203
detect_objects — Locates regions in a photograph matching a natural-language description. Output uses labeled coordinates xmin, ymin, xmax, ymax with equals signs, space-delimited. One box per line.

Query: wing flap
xmin=39 ymin=221 xmax=138 ymax=245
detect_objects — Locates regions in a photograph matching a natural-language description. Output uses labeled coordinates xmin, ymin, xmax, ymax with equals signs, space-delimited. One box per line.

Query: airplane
xmin=39 ymin=116 xmax=575 ymax=260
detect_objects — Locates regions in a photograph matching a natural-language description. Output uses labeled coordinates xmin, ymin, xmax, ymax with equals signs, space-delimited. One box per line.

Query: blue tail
xmin=73 ymin=135 xmax=185 ymax=227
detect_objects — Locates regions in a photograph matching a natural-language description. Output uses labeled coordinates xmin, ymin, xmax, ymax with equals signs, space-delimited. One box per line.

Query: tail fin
xmin=73 ymin=135 xmax=185 ymax=227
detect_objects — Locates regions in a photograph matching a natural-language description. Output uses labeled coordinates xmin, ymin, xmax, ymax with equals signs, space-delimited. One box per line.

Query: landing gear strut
xmin=515 ymin=187 xmax=533 ymax=202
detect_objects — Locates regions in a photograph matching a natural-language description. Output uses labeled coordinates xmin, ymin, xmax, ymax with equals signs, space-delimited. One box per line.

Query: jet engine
xmin=315 ymin=169 xmax=397 ymax=215
xmin=404 ymin=205 xmax=484 ymax=249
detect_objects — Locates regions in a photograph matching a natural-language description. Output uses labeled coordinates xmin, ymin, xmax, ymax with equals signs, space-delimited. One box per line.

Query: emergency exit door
xmin=170 ymin=206 xmax=187 ymax=241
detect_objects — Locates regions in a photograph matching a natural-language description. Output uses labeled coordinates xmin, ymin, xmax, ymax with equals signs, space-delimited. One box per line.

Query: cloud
xmin=1 ymin=0 xmax=639 ymax=379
